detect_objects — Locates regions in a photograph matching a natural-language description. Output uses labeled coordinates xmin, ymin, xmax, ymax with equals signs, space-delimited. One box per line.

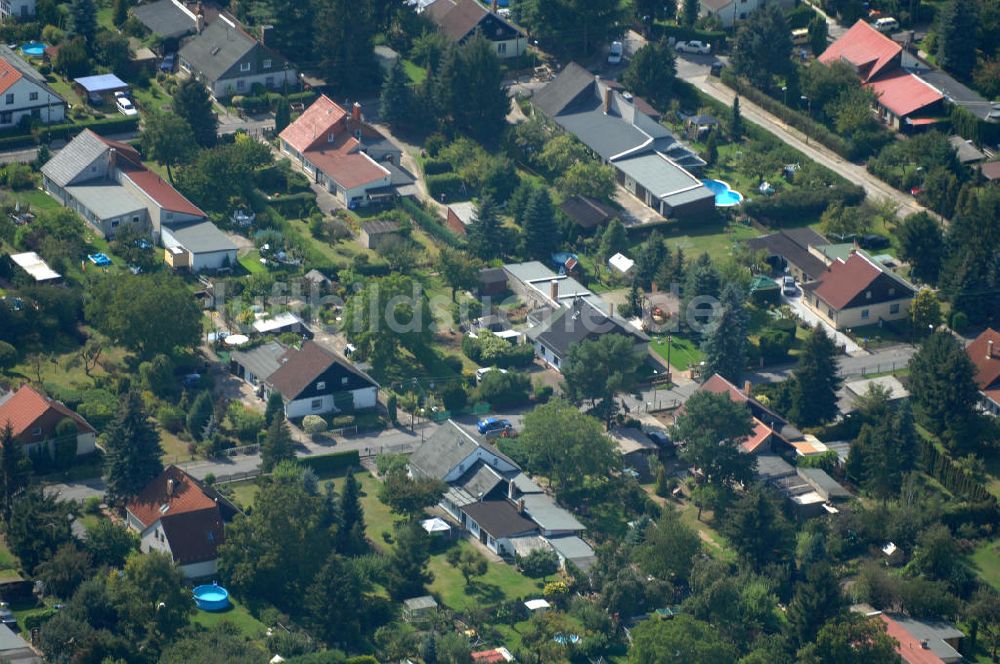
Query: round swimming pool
xmin=701 ymin=178 xmax=744 ymax=207
xmin=20 ymin=42 xmax=45 ymax=57
xmin=193 ymin=583 xmax=230 ymax=611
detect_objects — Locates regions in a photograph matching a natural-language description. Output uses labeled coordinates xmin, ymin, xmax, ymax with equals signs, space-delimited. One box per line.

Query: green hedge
xmin=299 ymin=450 xmax=361 ymax=475
xmin=0 ymin=115 xmax=140 ymax=150
xmin=423 ymin=159 xmax=453 ymax=175
xmin=398 ymin=196 xmax=464 ymax=247
xmin=743 ymin=184 xmax=865 ymax=226
xmin=920 ymin=438 xmax=994 ymax=504
xmin=425 ymin=172 xmax=466 ymax=200
xmin=235 ymin=90 xmax=317 ymax=113
xmin=264 ymin=191 xmax=317 ymax=218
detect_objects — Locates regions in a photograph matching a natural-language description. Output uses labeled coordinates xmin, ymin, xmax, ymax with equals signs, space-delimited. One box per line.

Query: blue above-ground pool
xmin=20 ymin=42 xmax=45 ymax=57
xmin=193 ymin=583 xmax=230 ymax=611
xmin=701 ymin=178 xmax=744 ymax=207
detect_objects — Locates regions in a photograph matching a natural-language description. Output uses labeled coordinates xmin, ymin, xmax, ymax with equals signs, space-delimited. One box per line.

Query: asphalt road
xmin=750 ymin=344 xmax=917 ymax=384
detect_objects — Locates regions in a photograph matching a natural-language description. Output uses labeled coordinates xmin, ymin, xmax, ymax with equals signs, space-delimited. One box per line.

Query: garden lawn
xmin=658 ymin=219 xmax=759 ymax=263
xmin=226 ymin=480 xmax=259 ymax=511
xmin=15 ymin=188 xmax=59 ymax=211
xmin=190 ymin=596 xmax=266 ymax=638
xmin=402 ymin=60 xmax=427 ymax=84
xmin=649 ymin=335 xmax=703 ymax=371
xmin=0 ymin=535 xmax=19 ymax=579
xmin=970 ymin=538 xmax=1000 ymax=592
xmin=427 ymin=539 xmax=544 ymax=611
xmin=326 ymin=472 xmax=402 ymax=550
xmin=238 ymin=250 xmax=268 ymax=275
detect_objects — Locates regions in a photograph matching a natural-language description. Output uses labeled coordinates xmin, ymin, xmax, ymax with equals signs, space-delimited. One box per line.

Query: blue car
xmin=160 ymin=53 xmax=176 ymax=72
xmin=477 ymin=417 xmax=512 ymax=437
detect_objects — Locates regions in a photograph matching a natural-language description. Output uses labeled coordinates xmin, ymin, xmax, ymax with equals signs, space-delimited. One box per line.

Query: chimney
xmin=491 ymin=0 xmax=498 ymax=11
xmin=196 ymin=13 xmax=204 ymax=33
xmin=744 ymin=380 xmax=752 ymax=395
xmin=608 ymin=301 xmax=615 ymax=318
xmin=107 ymin=147 xmax=116 ymax=178
xmin=989 ymin=339 xmax=995 ymax=359
xmin=517 ymin=498 xmax=525 ymax=514
xmin=508 ymin=480 xmax=516 ymax=501
xmin=260 ymin=24 xmax=273 ymax=46
xmin=603 ymin=86 xmax=612 ymax=114
xmin=352 ymin=101 xmax=361 ymax=123
xmin=549 ymin=279 xmax=559 ymax=302
xmin=167 ymin=478 xmax=176 ymax=496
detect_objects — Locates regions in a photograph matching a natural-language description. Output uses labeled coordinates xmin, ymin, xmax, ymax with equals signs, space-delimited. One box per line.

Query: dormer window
xmin=341 ymin=377 xmax=348 ymax=385
xmin=31 ymin=427 xmax=41 ymax=437
xmin=316 ymin=381 xmax=326 ymax=390
xmin=240 ymin=62 xmax=251 ymax=72
xmin=865 ymin=291 xmax=871 ymax=299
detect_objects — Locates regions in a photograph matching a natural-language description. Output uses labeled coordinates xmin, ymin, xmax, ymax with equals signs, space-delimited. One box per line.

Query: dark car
xmin=859 ymin=233 xmax=891 ymax=250
xmin=477 ymin=417 xmax=513 ymax=438
xmin=160 ymin=52 xmax=176 ymax=72
xmin=710 ymin=62 xmax=724 ymax=77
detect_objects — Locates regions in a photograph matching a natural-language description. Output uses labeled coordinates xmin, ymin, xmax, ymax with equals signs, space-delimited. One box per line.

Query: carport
xmin=73 ymin=74 xmax=128 ymax=106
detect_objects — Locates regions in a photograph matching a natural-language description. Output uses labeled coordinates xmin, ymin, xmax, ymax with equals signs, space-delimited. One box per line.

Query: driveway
xmin=781 ymin=290 xmax=864 ymax=355
xmin=46 ymin=478 xmax=106 ymax=503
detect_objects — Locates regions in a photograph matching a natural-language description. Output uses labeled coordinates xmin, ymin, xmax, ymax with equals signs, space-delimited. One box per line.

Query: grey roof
xmin=796 ymin=467 xmax=851 ymax=501
xmin=382 ymin=161 xmax=416 ymax=187
xmin=179 ymin=19 xmax=257 ymax=84
xmin=361 ymin=219 xmax=400 ymax=235
xmin=0 ymin=623 xmax=36 ymax=659
xmin=902 ymin=51 xmax=996 ymax=120
xmin=508 ymin=471 xmax=543 ymax=495
xmin=132 ymin=0 xmax=196 ymax=39
xmin=461 ymin=500 xmax=537 ymax=538
xmin=403 ymin=595 xmax=438 ymax=611
xmin=504 ymin=261 xmax=607 ymax=312
xmin=747 ymin=228 xmax=830 ymax=281
xmin=521 ymin=494 xmax=585 ymax=532
xmin=0 ymin=45 xmax=63 ymax=102
xmin=949 ymin=135 xmax=986 ymax=164
xmin=458 ymin=461 xmax=504 ymax=499
xmin=546 ymin=535 xmax=596 ymax=571
xmin=610 ymin=427 xmax=658 ymax=455
xmin=508 ymin=535 xmax=551 ymax=558
xmin=231 ymin=341 xmax=284 ymax=381
xmin=534 ymin=298 xmax=649 ymax=361
xmin=409 ymin=420 xmax=517 ymax=481
xmin=304 ymin=269 xmax=331 ymax=285
xmin=532 ymin=62 xmax=597 ymax=118
xmin=41 ymin=130 xmax=110 ymax=187
xmin=164 ymin=221 xmax=237 ymax=254
xmin=479 ymin=267 xmax=507 ymax=284
xmin=614 ymin=152 xmax=705 ymax=201
xmin=64 ymin=184 xmax=147 ymax=221
xmin=756 ymin=454 xmax=796 ymax=482
xmin=886 ymin=614 xmax=964 ymax=661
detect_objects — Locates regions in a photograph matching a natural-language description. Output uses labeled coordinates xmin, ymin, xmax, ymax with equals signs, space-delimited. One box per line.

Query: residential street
xmin=750 ymin=343 xmax=916 ymax=384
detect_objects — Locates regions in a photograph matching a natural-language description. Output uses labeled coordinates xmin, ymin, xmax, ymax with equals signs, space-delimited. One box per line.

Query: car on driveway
xmin=160 ymin=52 xmax=176 ymax=72
xmin=676 ymin=40 xmax=711 ymax=54
xmin=607 ymin=40 xmax=624 ymax=64
xmin=478 ymin=417 xmax=513 ymax=438
xmin=782 ymin=275 xmax=798 ymax=296
xmin=114 ymin=92 xmax=138 ymax=117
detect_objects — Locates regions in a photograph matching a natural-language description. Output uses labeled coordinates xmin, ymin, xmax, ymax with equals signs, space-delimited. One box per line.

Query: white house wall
xmin=179 ymin=559 xmax=217 ymax=579
xmin=0 ymin=77 xmax=65 ymax=127
xmin=284 ymin=386 xmax=378 ymax=419
xmin=211 ymin=69 xmax=297 ymax=99
xmin=442 ymin=447 xmax=519 ymax=484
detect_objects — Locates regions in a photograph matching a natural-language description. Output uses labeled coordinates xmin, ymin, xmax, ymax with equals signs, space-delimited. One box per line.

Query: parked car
xmin=160 ymin=52 xmax=176 ymax=72
xmin=782 ymin=275 xmax=797 ymax=296
xmin=859 ymin=233 xmax=891 ymax=250
xmin=477 ymin=417 xmax=513 ymax=438
xmin=607 ymin=40 xmax=624 ymax=64
xmin=676 ymin=40 xmax=711 ymax=54
xmin=0 ymin=603 xmax=16 ymax=627
xmin=710 ymin=62 xmax=724 ymax=77
xmin=873 ymin=17 xmax=899 ymax=33
xmin=114 ymin=92 xmax=138 ymax=117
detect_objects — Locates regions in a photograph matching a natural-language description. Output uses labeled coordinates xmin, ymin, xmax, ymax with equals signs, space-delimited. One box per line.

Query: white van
xmin=874 ymin=17 xmax=899 ymax=33
xmin=475 ymin=367 xmax=508 ymax=383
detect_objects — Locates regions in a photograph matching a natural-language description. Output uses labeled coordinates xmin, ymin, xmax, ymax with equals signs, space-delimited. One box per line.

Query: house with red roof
xmin=279 ymin=95 xmax=402 ymax=209
xmin=819 ymin=20 xmax=945 ymax=131
xmin=0 ymin=384 xmax=96 ymax=460
xmin=41 ymin=129 xmax=237 ymax=272
xmin=0 ymin=45 xmax=66 ymax=128
xmin=965 ymin=328 xmax=1000 ymax=416
xmin=878 ymin=613 xmax=965 ymax=663
xmin=126 ymin=466 xmax=239 ymax=578
xmin=802 ymin=250 xmax=915 ymax=330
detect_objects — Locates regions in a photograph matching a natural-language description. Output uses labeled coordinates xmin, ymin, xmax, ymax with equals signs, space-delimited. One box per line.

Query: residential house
xmin=0 ymin=46 xmax=66 ymax=127
xmin=0 ymin=384 xmax=97 ymax=459
xmin=424 ymin=0 xmax=526 ymax=59
xmin=126 ymin=466 xmax=238 ymax=578
xmin=533 ymin=63 xmax=714 ymax=220
xmin=359 ymin=219 xmax=400 ymax=250
xmin=230 ymin=340 xmax=379 ymax=418
xmin=755 ymin=454 xmax=851 ymax=518
xmin=179 ymin=14 xmax=296 ymax=98
xmin=879 ymin=613 xmax=965 ymax=663
xmin=801 ymin=250 xmax=916 ymax=330
xmin=504 ymin=261 xmax=649 ymax=372
xmin=0 ymin=0 xmax=34 ymax=20
xmin=461 ymin=500 xmax=538 ymax=556
xmin=446 ymin=201 xmax=477 ymax=236
xmin=279 ymin=95 xmax=403 ymax=208
xmin=8 ymin=251 xmax=60 ymax=283
xmin=610 ymin=427 xmax=658 ymax=479
xmin=699 ymin=0 xmax=795 ymax=28
xmin=0 ymin=623 xmax=39 ymax=664
xmin=132 ymin=0 xmax=198 ymax=42
xmin=41 ymin=130 xmax=236 ymax=272
xmin=949 ymin=136 xmax=986 ymax=165
xmin=558 ymin=194 xmax=616 ymax=233
xmin=747 ymin=228 xmax=830 ymax=283
xmin=819 ymin=21 xmax=945 ymax=131
xmin=966 ymin=328 xmax=1000 ymax=415
xmin=842 ymin=375 xmax=909 ymax=413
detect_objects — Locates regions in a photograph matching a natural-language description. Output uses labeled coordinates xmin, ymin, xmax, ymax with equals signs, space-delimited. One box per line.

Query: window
xmin=240 ymin=62 xmax=251 ymax=72
xmin=165 ymin=212 xmax=173 ymax=221
xmin=29 ymin=91 xmax=37 ymax=101
xmin=236 ymin=79 xmax=246 ymax=91
xmin=311 ymin=399 xmax=322 ymax=410
xmin=0 ymin=112 xmax=10 ymax=124
xmin=861 ymin=309 xmax=870 ymax=320
xmin=111 ymin=220 xmax=119 ymax=228
xmin=328 ymin=131 xmax=335 ymax=142
xmin=263 ymin=58 xmax=272 ymax=69
xmin=5 ymin=94 xmax=12 ymax=104
xmin=889 ymin=303 xmax=900 ymax=314
xmin=865 ymin=291 xmax=872 ymax=299
xmin=889 ymin=287 xmax=895 ymax=296
xmin=739 ymin=12 xmax=747 ymax=18
xmin=31 ymin=427 xmax=42 ymax=437
xmin=827 ymin=308 xmax=833 ymax=317
xmin=316 ymin=381 xmax=326 ymax=391
xmin=341 ymin=377 xmax=348 ymax=385
xmin=497 ymin=42 xmax=506 ymax=55
xmin=132 ymin=216 xmax=139 ymax=224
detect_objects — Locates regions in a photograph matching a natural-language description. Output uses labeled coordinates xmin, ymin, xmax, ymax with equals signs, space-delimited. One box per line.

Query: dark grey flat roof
xmin=164 ymin=221 xmax=237 ymax=254
xmin=902 ymin=52 xmax=998 ymax=120
xmin=133 ymin=0 xmax=196 ymax=39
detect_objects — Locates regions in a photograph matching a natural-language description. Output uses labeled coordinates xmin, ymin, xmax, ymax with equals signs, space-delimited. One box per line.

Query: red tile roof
xmin=303 ymin=143 xmax=390 ymax=191
xmin=121 ymin=168 xmax=205 ymax=218
xmin=866 ymin=69 xmax=943 ymax=118
xmin=742 ymin=418 xmax=774 ymax=453
xmin=0 ymin=384 xmax=95 ymax=439
xmin=279 ymin=94 xmax=348 ymax=154
xmin=0 ymin=58 xmax=23 ymax=95
xmin=811 ymin=252 xmax=883 ymax=310
xmin=982 ymin=161 xmax=1000 ymax=181
xmin=879 ymin=614 xmax=944 ymax=664
xmin=819 ymin=19 xmax=902 ymax=82
xmin=127 ymin=465 xmax=218 ymax=529
xmin=95 ymin=132 xmax=143 ymax=167
xmin=471 ymin=649 xmax=513 ymax=663
xmin=966 ymin=328 xmax=1000 ymax=390
xmin=700 ymin=373 xmax=749 ymax=403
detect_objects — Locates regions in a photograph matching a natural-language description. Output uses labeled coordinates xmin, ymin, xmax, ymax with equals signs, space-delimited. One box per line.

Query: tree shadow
xmin=462 ymin=580 xmax=505 ymax=604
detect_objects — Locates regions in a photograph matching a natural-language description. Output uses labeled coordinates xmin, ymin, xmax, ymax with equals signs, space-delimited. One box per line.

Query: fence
xmin=212 ymin=469 xmax=263 ymax=485
xmin=214 ymin=443 xmax=260 ymax=458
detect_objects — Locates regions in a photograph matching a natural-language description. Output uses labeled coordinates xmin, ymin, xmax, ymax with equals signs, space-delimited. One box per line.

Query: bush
xmin=83 ymin=496 xmax=102 ymax=515
xmin=299 ymin=450 xmax=361 ymax=475
xmin=462 ymin=332 xmax=536 ymax=368
xmin=302 ymin=415 xmax=328 ymax=434
xmin=950 ymin=311 xmax=968 ymax=332
xmin=398 ymin=197 xmax=463 ymax=248
xmin=422 ymin=159 xmax=453 ymax=175
xmin=156 ymin=405 xmax=185 ymax=434
xmin=758 ymin=327 xmax=793 ymax=364
xmin=517 ymin=548 xmax=560 ymax=578
xmin=426 ymin=172 xmax=466 ymax=201
xmin=743 ymin=185 xmax=865 ymax=226
xmin=226 ymin=402 xmax=265 ymax=442
xmin=476 ymin=371 xmax=532 ymax=408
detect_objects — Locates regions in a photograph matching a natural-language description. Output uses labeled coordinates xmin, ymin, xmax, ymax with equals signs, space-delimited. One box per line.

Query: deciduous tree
xmin=672 ymin=391 xmax=755 ymax=490
xmin=897 ymin=212 xmax=944 ymax=284
xmin=636 ymin=509 xmax=701 ymax=583
xmin=796 ymin=613 xmax=900 ymax=664
xmin=378 ymin=469 xmax=447 ymax=519
xmin=562 ymin=335 xmax=642 ymax=427
xmin=722 ymin=486 xmax=795 ymax=571
xmin=731 ymin=5 xmax=793 ymax=91
xmin=936 ymin=0 xmax=979 ymax=78
xmin=629 ymin=614 xmax=737 ymax=664
xmin=621 ymin=39 xmax=677 ymax=109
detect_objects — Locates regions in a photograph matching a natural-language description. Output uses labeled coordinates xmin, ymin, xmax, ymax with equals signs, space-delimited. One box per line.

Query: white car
xmin=607 ymin=40 xmax=624 ymax=64
xmin=782 ymin=276 xmax=797 ymax=296
xmin=115 ymin=92 xmax=138 ymax=117
xmin=676 ymin=40 xmax=711 ymax=55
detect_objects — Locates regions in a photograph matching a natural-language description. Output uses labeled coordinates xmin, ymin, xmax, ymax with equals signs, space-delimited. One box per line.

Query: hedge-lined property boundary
xmin=0 ymin=115 xmax=140 ymax=150
xmin=299 ymin=449 xmax=362 ymax=475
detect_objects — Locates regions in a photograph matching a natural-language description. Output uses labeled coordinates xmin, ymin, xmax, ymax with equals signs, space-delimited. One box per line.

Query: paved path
xmin=782 ymin=291 xmax=863 ymax=355
xmin=683 ymin=73 xmax=927 ymax=221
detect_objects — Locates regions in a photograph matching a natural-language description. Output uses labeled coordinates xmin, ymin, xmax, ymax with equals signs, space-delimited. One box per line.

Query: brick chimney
xmin=508 ymin=480 xmax=516 ymax=500
xmin=744 ymin=380 xmax=753 ymax=396
xmin=106 ymin=147 xmax=116 ymax=179
xmin=167 ymin=478 xmax=176 ymax=496
xmin=549 ymin=279 xmax=559 ymax=302
xmin=608 ymin=301 xmax=615 ymax=318
xmin=517 ymin=498 xmax=525 ymax=514
xmin=989 ymin=339 xmax=995 ymax=359
xmin=603 ymin=86 xmax=612 ymax=114
xmin=260 ymin=24 xmax=273 ymax=46
xmin=352 ymin=101 xmax=362 ymax=123
xmin=196 ymin=13 xmax=204 ymax=33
